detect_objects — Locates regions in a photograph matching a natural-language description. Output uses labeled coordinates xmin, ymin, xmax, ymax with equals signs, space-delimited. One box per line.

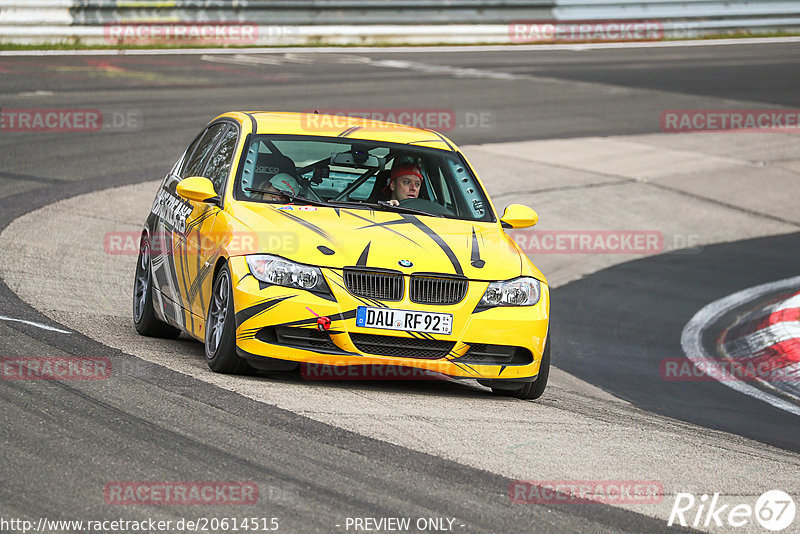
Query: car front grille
xmin=410 ymin=275 xmax=468 ymax=305
xmin=349 ymin=333 xmax=455 ymax=359
xmin=343 ymin=268 xmax=469 ymax=304
xmin=344 ymin=268 xmax=403 ymax=301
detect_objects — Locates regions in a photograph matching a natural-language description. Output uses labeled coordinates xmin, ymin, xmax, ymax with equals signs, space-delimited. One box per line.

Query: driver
xmin=254 ymin=173 xmax=299 ymax=203
xmin=385 ymin=163 xmax=423 ymax=206
xmin=249 ymin=153 xmax=300 ymax=203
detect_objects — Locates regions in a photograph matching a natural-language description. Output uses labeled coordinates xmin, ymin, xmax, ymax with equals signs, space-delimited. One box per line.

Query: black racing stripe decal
xmin=498 ymin=365 xmax=507 ymax=376
xmin=313 ymin=290 xmax=337 ymax=303
xmin=350 ymin=213 xmax=463 ymax=275
xmin=356 ymin=242 xmax=370 ymax=267
xmin=428 ymin=129 xmax=456 ymax=151
xmin=235 ymin=295 xmax=295 ymax=326
xmin=187 ymin=257 xmax=213 ymax=307
xmin=279 ymin=309 xmax=358 ymax=328
xmin=175 ymin=231 xmax=195 ymax=333
xmin=460 ymin=362 xmax=479 ymax=374
xmin=451 ymin=361 xmax=479 ymax=375
xmin=237 ymin=330 xmax=260 ymax=341
xmin=471 ymin=303 xmax=491 ymax=314
xmin=159 ymin=229 xmax=186 ymax=328
xmin=272 ymin=208 xmax=341 ymax=246
xmin=470 ymin=226 xmax=485 ymax=268
xmin=257 ymin=280 xmax=337 ymax=302
xmin=344 ymin=211 xmax=421 ymax=246
xmin=194 ymin=228 xmax=204 ymax=330
xmin=185 ymin=206 xmax=216 ymax=232
xmin=401 ymin=214 xmax=463 ymax=275
xmin=338 ymin=126 xmax=361 ymax=138
xmin=251 ymin=272 xmax=338 ymax=303
xmin=409 ymin=139 xmax=449 ymax=145
xmin=238 ymin=326 xmax=261 ymax=336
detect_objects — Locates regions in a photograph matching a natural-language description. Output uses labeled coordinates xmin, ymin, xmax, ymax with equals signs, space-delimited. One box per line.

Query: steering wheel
xmin=398 ymin=197 xmax=454 ymax=216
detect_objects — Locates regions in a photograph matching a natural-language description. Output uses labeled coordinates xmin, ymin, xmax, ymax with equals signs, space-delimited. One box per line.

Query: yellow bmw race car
xmin=133 ymin=112 xmax=550 ymax=399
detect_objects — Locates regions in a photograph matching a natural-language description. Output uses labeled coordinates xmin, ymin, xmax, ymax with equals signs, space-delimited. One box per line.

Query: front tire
xmin=133 ymin=236 xmax=181 ymax=339
xmin=205 ymin=263 xmax=254 ymax=374
xmin=492 ymin=335 xmax=550 ymax=400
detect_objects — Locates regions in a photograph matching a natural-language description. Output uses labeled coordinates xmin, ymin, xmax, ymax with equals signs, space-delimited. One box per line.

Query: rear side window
xmin=181 ymin=123 xmax=227 ymax=179
xmin=203 ymin=127 xmax=238 ymax=194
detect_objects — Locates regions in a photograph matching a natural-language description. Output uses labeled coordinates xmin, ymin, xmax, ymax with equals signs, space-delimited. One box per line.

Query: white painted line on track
xmin=2 ymin=36 xmax=800 ymax=57
xmin=681 ymin=275 xmax=800 ymax=418
xmin=0 ymin=315 xmax=71 ymax=334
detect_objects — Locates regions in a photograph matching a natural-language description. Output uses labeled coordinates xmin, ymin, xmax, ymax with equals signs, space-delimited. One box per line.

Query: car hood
xmin=228 ymin=203 xmax=539 ymax=281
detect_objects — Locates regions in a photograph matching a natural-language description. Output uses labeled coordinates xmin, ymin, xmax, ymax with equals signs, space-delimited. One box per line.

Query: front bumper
xmin=229 ymin=256 xmax=549 ymax=380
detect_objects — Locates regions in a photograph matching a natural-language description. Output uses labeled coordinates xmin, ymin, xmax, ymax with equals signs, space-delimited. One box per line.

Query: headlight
xmin=479 ymin=277 xmax=541 ymax=307
xmin=246 ymin=254 xmax=328 ymax=293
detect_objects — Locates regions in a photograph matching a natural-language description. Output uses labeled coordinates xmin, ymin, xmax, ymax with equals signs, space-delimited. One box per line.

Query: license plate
xmin=355 ymin=306 xmax=452 ymax=335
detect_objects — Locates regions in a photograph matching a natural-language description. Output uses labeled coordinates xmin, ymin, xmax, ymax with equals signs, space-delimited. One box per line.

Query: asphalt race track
xmin=1 ymin=41 xmax=799 ymax=533
xmin=553 ymin=232 xmax=800 ymax=453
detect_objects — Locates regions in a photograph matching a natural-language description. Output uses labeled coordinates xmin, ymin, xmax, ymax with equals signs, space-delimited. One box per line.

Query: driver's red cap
xmin=390 ymin=163 xmax=424 ymax=182
xmin=383 ymin=163 xmax=424 ymax=195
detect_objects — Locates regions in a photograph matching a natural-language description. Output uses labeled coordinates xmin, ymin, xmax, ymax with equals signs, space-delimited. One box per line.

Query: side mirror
xmin=176 ymin=176 xmax=220 ymax=204
xmin=500 ymin=204 xmax=538 ymax=229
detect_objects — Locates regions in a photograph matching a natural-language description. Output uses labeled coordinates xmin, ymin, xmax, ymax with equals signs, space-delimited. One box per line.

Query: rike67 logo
xmin=668 ymin=490 xmax=796 ymax=531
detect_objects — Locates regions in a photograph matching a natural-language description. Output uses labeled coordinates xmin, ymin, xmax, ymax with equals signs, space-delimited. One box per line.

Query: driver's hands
xmin=387 ymin=199 xmax=400 ymax=206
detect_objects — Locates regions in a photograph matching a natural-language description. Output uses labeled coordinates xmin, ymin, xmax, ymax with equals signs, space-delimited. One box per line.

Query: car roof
xmin=214 ymin=111 xmax=459 ymax=151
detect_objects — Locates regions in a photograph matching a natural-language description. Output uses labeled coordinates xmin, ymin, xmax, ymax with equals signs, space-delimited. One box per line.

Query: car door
xmin=151 ymin=122 xmax=228 ymax=331
xmin=174 ymin=122 xmax=240 ymax=330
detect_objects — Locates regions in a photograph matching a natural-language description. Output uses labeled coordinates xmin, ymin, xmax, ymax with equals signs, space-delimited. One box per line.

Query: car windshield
xmin=234 ymin=135 xmax=494 ymax=222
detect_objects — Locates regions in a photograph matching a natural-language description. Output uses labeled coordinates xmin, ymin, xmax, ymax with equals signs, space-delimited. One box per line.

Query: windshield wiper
xmin=325 ymin=199 xmax=443 ymax=218
xmin=244 ymin=188 xmax=329 ymax=208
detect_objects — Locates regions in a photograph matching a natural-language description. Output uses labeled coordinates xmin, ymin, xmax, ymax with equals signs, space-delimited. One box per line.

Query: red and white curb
xmin=723 ymin=291 xmax=800 ymax=362
xmin=681 ymin=276 xmax=800 ymax=417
